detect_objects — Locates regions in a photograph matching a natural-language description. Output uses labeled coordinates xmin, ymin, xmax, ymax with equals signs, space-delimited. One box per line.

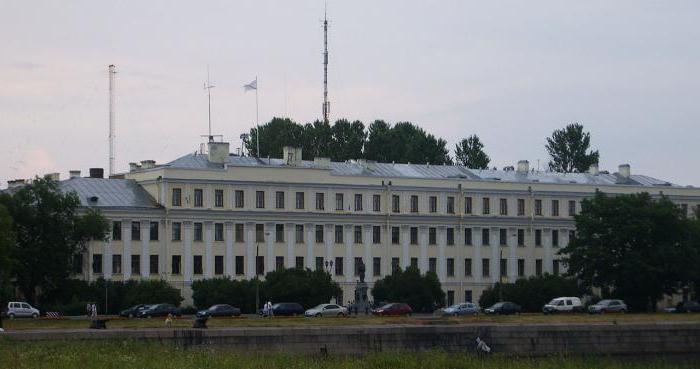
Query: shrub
xmin=479 ymin=274 xmax=587 ymax=312
xmin=372 ymin=266 xmax=445 ymax=313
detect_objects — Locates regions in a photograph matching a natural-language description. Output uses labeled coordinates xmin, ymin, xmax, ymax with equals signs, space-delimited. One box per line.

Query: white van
xmin=542 ymin=297 xmax=583 ymax=314
xmin=6 ymin=302 xmax=40 ymax=319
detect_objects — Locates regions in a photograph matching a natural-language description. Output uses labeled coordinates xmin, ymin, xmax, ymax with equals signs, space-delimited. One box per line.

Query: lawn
xmin=1 ymin=312 xmax=699 ymax=331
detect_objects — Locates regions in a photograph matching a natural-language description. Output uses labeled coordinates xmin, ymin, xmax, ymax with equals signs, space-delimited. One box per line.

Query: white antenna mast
xmin=322 ymin=2 xmax=330 ymax=124
xmin=204 ymin=66 xmax=216 ymax=142
xmin=108 ymin=64 xmax=117 ymax=176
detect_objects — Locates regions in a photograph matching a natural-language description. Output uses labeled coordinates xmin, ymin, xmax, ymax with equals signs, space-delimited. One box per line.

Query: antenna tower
xmin=108 ymin=64 xmax=117 ymax=176
xmin=204 ymin=66 xmax=216 ymax=142
xmin=322 ymin=4 xmax=330 ymax=124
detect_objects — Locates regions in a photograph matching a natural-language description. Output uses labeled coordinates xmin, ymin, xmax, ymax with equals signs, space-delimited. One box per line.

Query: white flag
xmin=243 ymin=79 xmax=257 ymax=91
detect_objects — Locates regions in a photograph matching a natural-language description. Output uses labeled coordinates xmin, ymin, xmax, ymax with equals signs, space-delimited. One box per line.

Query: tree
xmin=363 ymin=120 xmax=393 ymax=162
xmin=302 ymin=120 xmax=333 ymax=159
xmin=454 ymin=135 xmax=490 ymax=169
xmin=371 ymin=266 xmax=445 ymax=312
xmin=364 ymin=122 xmax=452 ymax=165
xmin=561 ymin=192 xmax=700 ymax=311
xmin=0 ymin=204 xmax=14 ymax=329
xmin=545 ymin=123 xmax=599 ymax=173
xmin=478 ymin=274 xmax=586 ymax=312
xmin=0 ymin=177 xmax=110 ymax=305
xmin=191 ymin=278 xmax=257 ymax=312
xmin=246 ymin=117 xmax=304 ymax=158
xmin=330 ymin=119 xmax=366 ymax=161
xmin=261 ymin=268 xmax=341 ymax=309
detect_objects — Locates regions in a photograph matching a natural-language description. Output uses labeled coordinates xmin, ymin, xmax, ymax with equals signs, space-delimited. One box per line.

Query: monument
xmin=353 ymin=259 xmax=370 ymax=314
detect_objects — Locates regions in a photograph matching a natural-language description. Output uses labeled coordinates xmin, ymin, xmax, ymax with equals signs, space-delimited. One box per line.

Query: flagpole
xmin=255 ymin=76 xmax=259 ymax=158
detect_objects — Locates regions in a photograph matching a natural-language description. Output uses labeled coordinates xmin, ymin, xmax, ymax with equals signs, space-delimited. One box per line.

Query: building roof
xmin=163 ymin=153 xmax=684 ymax=188
xmin=60 ymin=177 xmax=160 ymax=209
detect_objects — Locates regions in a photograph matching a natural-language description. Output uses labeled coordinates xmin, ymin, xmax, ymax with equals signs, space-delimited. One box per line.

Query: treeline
xmin=246 ymin=118 xmax=599 ymax=172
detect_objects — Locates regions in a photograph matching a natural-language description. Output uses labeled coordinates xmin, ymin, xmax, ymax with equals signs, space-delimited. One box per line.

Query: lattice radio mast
xmin=322 ymin=4 xmax=330 ymax=124
xmin=108 ymin=64 xmax=117 ymax=176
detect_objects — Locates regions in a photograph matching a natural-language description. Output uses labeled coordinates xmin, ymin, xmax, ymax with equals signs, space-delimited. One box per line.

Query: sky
xmin=1 ymin=0 xmax=699 ymax=188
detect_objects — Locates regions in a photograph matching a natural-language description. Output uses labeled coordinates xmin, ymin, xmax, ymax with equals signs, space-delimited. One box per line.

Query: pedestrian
xmin=267 ymin=301 xmax=274 ymax=318
xmin=86 ymin=303 xmax=91 ymax=318
xmin=91 ymin=303 xmax=97 ymax=319
xmin=262 ymin=302 xmax=268 ymax=317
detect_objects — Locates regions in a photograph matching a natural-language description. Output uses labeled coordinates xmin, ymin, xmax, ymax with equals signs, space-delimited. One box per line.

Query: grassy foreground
xmin=0 ymin=341 xmax=697 ymax=369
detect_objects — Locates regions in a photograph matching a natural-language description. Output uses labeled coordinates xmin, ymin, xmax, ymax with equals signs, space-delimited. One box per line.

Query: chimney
xmin=314 ymin=157 xmax=331 ymax=169
xmin=7 ymin=179 xmax=26 ymax=189
xmin=45 ymin=172 xmax=60 ymax=181
xmin=618 ymin=164 xmax=631 ymax=179
xmin=207 ymin=141 xmax=230 ymax=164
xmin=89 ymin=168 xmax=104 ymax=178
xmin=517 ymin=160 xmax=529 ymax=174
xmin=588 ymin=164 xmax=599 ymax=176
xmin=129 ymin=162 xmax=140 ymax=172
xmin=69 ymin=170 xmax=81 ymax=179
xmin=140 ymin=160 xmax=156 ymax=169
xmin=283 ymin=146 xmax=302 ymax=166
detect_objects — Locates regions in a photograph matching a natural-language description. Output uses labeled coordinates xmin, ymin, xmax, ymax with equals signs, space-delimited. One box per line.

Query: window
xmin=172 ymin=222 xmax=181 ymax=241
xmin=194 ymin=189 xmax=203 ymax=207
xmin=131 ymin=255 xmax=141 ymax=275
xmin=517 ymin=199 xmax=525 ymax=216
xmin=551 ymin=200 xmax=559 ymax=217
xmin=172 ymin=188 xmax=182 ymax=206
xmin=428 ymin=258 xmax=437 ymax=274
xmin=552 ymin=230 xmax=559 ymax=248
xmin=553 ymin=260 xmax=560 ymax=276
xmin=465 ymin=197 xmax=473 ymax=214
xmin=335 ymin=225 xmax=343 ymax=243
xmin=256 ymin=191 xmax=265 ymax=208
xmin=391 ymin=257 xmax=400 ymax=273
xmin=568 ymin=200 xmax=576 ymax=216
xmin=276 ymin=256 xmax=284 ymax=271
xmin=215 ymin=189 xmax=224 ymax=207
xmin=295 ymin=225 xmax=304 ymax=243
xmin=255 ymin=224 xmax=264 ymax=242
xmin=391 ymin=226 xmax=400 ymax=244
xmin=464 ymin=258 xmax=472 ymax=276
xmin=569 ymin=230 xmax=576 ymax=243
xmin=535 ymin=199 xmax=542 ymax=216
xmin=392 ymin=195 xmax=400 ymax=213
xmin=215 ymin=256 xmax=224 ymax=274
xmin=316 ymin=257 xmax=324 ymax=271
xmin=482 ymin=258 xmax=490 ymax=277
xmin=215 ymin=223 xmax=224 ymax=241
xmin=447 ymin=290 xmax=455 ymax=306
xmin=150 ymin=255 xmax=159 ymax=274
xmin=410 ymin=195 xmax=419 ymax=213
xmin=194 ymin=222 xmax=203 ymax=242
xmin=465 ymin=290 xmax=473 ymax=303
xmin=429 ymin=196 xmax=437 ymax=213
xmin=295 ymin=256 xmax=304 ymax=269
xmin=372 ymin=194 xmax=381 ymax=212
xmin=193 ymin=255 xmax=203 ymax=275
xmin=373 ymin=257 xmax=381 ymax=276
xmin=149 ymin=222 xmax=159 ymax=241
xmin=447 ymin=258 xmax=454 ymax=276
xmin=171 ymin=255 xmax=181 ymax=275
xmin=482 ymin=228 xmax=490 ymax=245
xmin=235 ymin=223 xmax=244 ymax=242
xmin=275 ymin=191 xmax=285 ymax=209
xmin=464 ymin=228 xmax=472 ymax=245
xmin=428 ymin=227 xmax=437 ymax=245
xmin=410 ymin=227 xmax=418 ymax=245
xmin=275 ymin=224 xmax=284 ymax=243
xmin=256 ymin=256 xmax=264 ymax=275
xmin=372 ymin=226 xmax=381 ymax=244
xmin=354 ymin=257 xmax=363 ymax=276
xmin=499 ymin=228 xmax=507 ymax=246
xmin=112 ymin=255 xmax=122 ymax=274
xmin=112 ymin=221 xmax=122 ymax=240
xmin=295 ymin=192 xmax=305 ymax=209
xmin=235 ymin=190 xmax=244 ymax=208
xmin=131 ymin=222 xmax=141 ymax=241
xmin=518 ymin=259 xmax=525 ymax=277
xmin=410 ymin=257 xmax=418 ymax=269
xmin=482 ymin=198 xmax=490 ymax=215
xmin=447 ymin=228 xmax=454 ymax=245
xmin=354 ymin=194 xmax=363 ymax=211
xmin=354 ymin=226 xmax=362 ymax=244
xmin=535 ymin=229 xmax=542 ymax=247
xmin=335 ymin=193 xmax=344 ymax=210
xmin=235 ymin=256 xmax=244 ymax=275
xmin=315 ymin=225 xmax=324 ymax=243
xmin=535 ymin=259 xmax=543 ymax=276
xmin=517 ymin=229 xmax=524 ymax=246
xmin=335 ymin=257 xmax=343 ymax=276
xmin=92 ymin=254 xmax=103 ymax=274
xmin=315 ymin=193 xmax=325 ymax=210
xmin=500 ymin=258 xmax=507 ymax=277
xmin=447 ymin=196 xmax=455 ymax=214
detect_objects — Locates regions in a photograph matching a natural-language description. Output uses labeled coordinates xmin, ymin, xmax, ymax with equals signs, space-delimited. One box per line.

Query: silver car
xmin=442 ymin=303 xmax=480 ymax=316
xmin=304 ymin=303 xmax=348 ymax=317
xmin=6 ymin=302 xmax=40 ymax=319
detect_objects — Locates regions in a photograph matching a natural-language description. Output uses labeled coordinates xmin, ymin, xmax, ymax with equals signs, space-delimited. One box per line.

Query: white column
xmin=419 ymin=226 xmax=428 ymax=273
xmin=204 ymin=221 xmax=213 ymax=278
xmin=122 ymin=219 xmax=131 ymax=280
xmin=544 ymin=228 xmax=553 ymax=274
xmin=225 ymin=222 xmax=234 ymax=277
xmin=286 ymin=223 xmax=295 ymax=269
xmin=473 ymin=227 xmax=482 ymax=283
xmin=401 ymin=225 xmax=410 ymax=269
xmin=491 ymin=227 xmax=499 ymax=284
xmin=103 ymin=239 xmax=112 ymax=279
xmin=246 ymin=222 xmax=255 ymax=279
xmin=363 ymin=225 xmax=372 ymax=282
xmin=183 ymin=221 xmax=193 ymax=282
xmin=141 ymin=220 xmax=150 ymax=277
xmin=305 ymin=223 xmax=314 ymax=270
xmin=344 ymin=225 xmax=353 ymax=283
xmin=266 ymin=223 xmax=275 ymax=273
xmin=438 ymin=226 xmax=447 ymax=281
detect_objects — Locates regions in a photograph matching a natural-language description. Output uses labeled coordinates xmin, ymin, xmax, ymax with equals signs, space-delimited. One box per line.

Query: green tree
xmin=561 ymin=192 xmax=700 ymax=311
xmin=303 ymin=120 xmax=333 ymax=159
xmin=371 ymin=266 xmax=445 ymax=313
xmin=545 ymin=123 xmax=599 ymax=173
xmin=0 ymin=204 xmax=14 ymax=328
xmin=364 ymin=122 xmax=452 ymax=165
xmin=363 ymin=120 xmax=393 ymax=162
xmin=0 ymin=177 xmax=110 ymax=305
xmin=330 ymin=119 xmax=366 ymax=161
xmin=478 ymin=274 xmax=586 ymax=312
xmin=454 ymin=135 xmax=490 ymax=169
xmin=261 ymin=268 xmax=341 ymax=309
xmin=246 ymin=117 xmax=304 ymax=158
xmin=191 ymin=278 xmax=257 ymax=312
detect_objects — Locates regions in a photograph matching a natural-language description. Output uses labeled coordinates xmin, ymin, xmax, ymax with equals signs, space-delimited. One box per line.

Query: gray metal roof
xmin=60 ymin=177 xmax=160 ymax=208
xmin=162 ymin=153 xmax=683 ymax=188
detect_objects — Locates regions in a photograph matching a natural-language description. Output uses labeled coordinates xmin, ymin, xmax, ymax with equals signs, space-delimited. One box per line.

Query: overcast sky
xmin=1 ymin=0 xmax=699 ymax=188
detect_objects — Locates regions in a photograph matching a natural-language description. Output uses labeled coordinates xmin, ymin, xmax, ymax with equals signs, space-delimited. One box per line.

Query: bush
xmin=372 ymin=266 xmax=445 ymax=313
xmin=479 ymin=274 xmax=587 ymax=312
xmin=192 ymin=278 xmax=257 ymax=312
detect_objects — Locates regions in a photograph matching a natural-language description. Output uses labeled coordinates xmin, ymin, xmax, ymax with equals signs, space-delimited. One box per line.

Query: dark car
xmin=137 ymin=303 xmax=181 ymax=318
xmin=119 ymin=304 xmax=151 ymax=318
xmin=675 ymin=301 xmax=700 ymax=313
xmin=484 ymin=302 xmax=521 ymax=315
xmin=372 ymin=303 xmax=412 ymax=317
xmin=196 ymin=304 xmax=241 ymax=318
xmin=259 ymin=302 xmax=304 ymax=317
xmin=588 ymin=299 xmax=627 ymax=314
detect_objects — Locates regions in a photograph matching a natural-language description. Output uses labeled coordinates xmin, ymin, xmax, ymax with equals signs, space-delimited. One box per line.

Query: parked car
xmin=304 ymin=303 xmax=348 ymax=317
xmin=6 ymin=302 xmax=40 ymax=319
xmin=484 ymin=302 xmax=521 ymax=315
xmin=119 ymin=304 xmax=151 ymax=318
xmin=588 ymin=299 xmax=627 ymax=314
xmin=674 ymin=301 xmax=700 ymax=313
xmin=137 ymin=304 xmax=181 ymax=318
xmin=542 ymin=297 xmax=583 ymax=314
xmin=372 ymin=303 xmax=412 ymax=317
xmin=196 ymin=304 xmax=241 ymax=318
xmin=259 ymin=302 xmax=305 ymax=317
xmin=442 ymin=303 xmax=480 ymax=317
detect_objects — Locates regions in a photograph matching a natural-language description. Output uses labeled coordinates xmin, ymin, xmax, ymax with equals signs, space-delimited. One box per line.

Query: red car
xmin=372 ymin=303 xmax=412 ymax=317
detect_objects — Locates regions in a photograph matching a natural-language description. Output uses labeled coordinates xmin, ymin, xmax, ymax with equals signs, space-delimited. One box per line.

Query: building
xmin=54 ymin=142 xmax=700 ymax=306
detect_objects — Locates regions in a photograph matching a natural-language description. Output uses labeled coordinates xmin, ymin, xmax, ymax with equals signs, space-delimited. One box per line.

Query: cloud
xmin=10 ymin=61 xmax=42 ymax=70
